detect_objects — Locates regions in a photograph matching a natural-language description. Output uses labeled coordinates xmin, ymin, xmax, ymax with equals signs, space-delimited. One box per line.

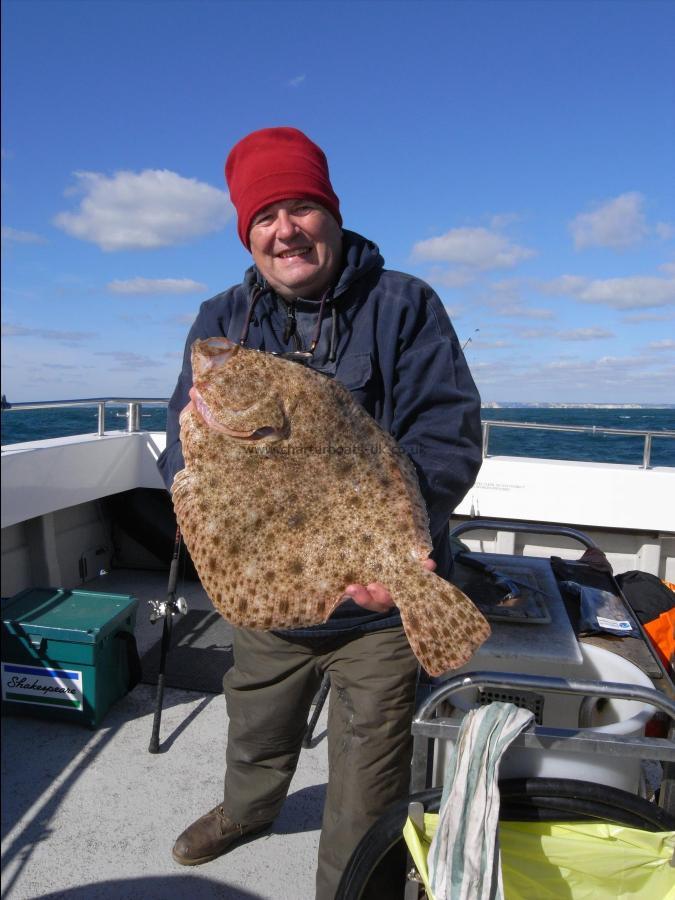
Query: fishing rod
xmin=148 ymin=526 xmax=188 ymax=753
xmin=461 ymin=328 xmax=479 ymax=351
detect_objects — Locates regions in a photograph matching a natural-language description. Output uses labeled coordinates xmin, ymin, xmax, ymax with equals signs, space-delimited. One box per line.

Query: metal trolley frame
xmin=406 ymin=520 xmax=675 ymax=896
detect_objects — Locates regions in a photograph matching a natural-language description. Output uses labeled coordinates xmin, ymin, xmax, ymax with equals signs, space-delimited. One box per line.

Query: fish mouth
xmin=230 ymin=426 xmax=286 ymax=442
xmin=220 ymin=423 xmax=286 ymax=442
xmin=189 ymin=387 xmax=286 ymax=442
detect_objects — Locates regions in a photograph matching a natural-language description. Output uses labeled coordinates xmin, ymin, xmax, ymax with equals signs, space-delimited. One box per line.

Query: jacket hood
xmin=243 ymin=229 xmax=384 ymax=308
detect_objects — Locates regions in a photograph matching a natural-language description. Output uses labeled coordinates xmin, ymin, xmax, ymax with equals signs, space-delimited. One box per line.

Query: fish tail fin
xmin=397 ymin=571 xmax=491 ymax=676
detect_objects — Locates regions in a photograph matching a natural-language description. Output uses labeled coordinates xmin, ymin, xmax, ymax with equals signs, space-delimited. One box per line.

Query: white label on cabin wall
xmin=1 ymin=662 xmax=83 ymax=710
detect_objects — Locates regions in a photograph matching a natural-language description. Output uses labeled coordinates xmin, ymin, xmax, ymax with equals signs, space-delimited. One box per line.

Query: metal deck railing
xmin=481 ymin=418 xmax=675 ymax=468
xmin=1 ymin=397 xmax=169 ymax=437
xmin=2 ymin=397 xmax=674 ymax=468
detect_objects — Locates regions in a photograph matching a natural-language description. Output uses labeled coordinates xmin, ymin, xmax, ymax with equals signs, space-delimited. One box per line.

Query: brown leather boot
xmin=172 ymin=804 xmax=271 ymax=866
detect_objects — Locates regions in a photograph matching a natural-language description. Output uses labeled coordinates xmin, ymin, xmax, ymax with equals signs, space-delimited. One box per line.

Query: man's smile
xmin=277 ymin=247 xmax=311 ymax=259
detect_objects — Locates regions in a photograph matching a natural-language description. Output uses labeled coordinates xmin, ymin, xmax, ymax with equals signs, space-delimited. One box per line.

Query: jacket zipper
xmin=282 ymin=300 xmax=301 ymax=349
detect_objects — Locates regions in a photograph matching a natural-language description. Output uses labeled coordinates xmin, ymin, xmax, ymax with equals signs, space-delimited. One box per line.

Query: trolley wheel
xmin=336 ymin=787 xmax=442 ymax=900
xmin=335 ymin=778 xmax=675 ymax=900
xmin=498 ymin=777 xmax=675 ymax=831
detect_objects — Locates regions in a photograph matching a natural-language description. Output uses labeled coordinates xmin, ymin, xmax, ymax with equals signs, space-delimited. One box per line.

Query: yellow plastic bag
xmin=403 ymin=813 xmax=439 ymax=898
xmin=404 ymin=814 xmax=675 ymax=900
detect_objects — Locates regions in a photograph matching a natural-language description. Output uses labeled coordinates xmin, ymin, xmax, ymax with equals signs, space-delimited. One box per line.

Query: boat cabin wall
xmin=0 ymin=493 xmax=174 ymax=599
xmin=1 ymin=501 xmax=112 ymax=598
xmin=1 ymin=431 xmax=171 ymax=598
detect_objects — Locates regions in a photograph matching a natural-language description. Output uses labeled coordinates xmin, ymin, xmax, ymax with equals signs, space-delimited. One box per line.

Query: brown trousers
xmin=222 ymin=625 xmax=418 ymax=900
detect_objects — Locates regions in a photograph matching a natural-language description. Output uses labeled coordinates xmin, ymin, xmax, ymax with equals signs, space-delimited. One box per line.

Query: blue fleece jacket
xmin=157 ymin=230 xmax=482 ymax=635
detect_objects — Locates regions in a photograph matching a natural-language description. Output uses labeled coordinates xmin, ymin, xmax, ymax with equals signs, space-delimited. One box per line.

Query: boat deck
xmin=2 ymin=569 xmax=329 ymax=900
xmin=2 ymin=562 xmax=673 ymax=898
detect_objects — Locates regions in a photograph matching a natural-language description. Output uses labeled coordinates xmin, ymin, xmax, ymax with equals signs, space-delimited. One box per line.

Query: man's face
xmin=248 ymin=199 xmax=343 ymax=301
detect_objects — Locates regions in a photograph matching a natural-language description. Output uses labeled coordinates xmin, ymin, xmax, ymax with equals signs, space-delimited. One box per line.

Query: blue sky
xmin=2 ymin=0 xmax=674 ymax=404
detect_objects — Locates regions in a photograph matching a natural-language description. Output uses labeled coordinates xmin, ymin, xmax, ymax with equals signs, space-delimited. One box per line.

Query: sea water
xmin=481 ymin=407 xmax=675 ymax=466
xmin=1 ymin=405 xmax=674 ymax=467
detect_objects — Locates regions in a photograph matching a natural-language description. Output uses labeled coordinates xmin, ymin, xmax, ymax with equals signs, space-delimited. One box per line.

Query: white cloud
xmin=542 ymin=275 xmax=588 ymax=295
xmin=474 ymin=338 xmax=513 ymax=349
xmin=569 ymin=191 xmax=648 ymax=250
xmin=413 ymin=227 xmax=535 ymax=270
xmin=622 ymin=310 xmax=675 ymax=323
xmin=541 ymin=275 xmax=675 ymax=309
xmin=455 ymin=348 xmax=675 ymax=402
xmin=172 ymin=312 xmax=199 ymax=325
xmin=1 ymin=226 xmax=46 ymax=244
xmin=659 ymin=262 xmax=675 ymax=275
xmin=648 ymin=339 xmax=675 ymax=350
xmin=492 ymin=303 xmax=555 ymax=320
xmin=54 ymin=169 xmax=233 ymax=251
xmin=489 ymin=213 xmax=520 ymax=229
xmin=557 ymin=327 xmax=614 ymax=341
xmin=428 ymin=267 xmax=476 ymax=288
xmin=117 ymin=312 xmax=153 ymax=324
xmin=655 ymin=222 xmax=675 ymax=240
xmin=95 ymin=351 xmax=157 ymax=370
xmin=550 ymin=354 xmax=647 ymax=371
xmin=515 ymin=327 xmax=551 ymax=340
xmin=107 ymin=277 xmax=207 ymax=295
xmin=482 ymin=280 xmax=557 ymax=320
xmin=2 ymin=322 xmax=96 ymax=342
xmin=577 ymin=277 xmax=675 ymax=309
xmin=288 ymin=74 xmax=306 ymax=87
xmin=488 ymin=278 xmax=523 ymax=294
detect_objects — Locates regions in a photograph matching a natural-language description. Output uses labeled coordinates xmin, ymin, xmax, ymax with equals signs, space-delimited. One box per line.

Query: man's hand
xmin=344 ymin=558 xmax=436 ymax=612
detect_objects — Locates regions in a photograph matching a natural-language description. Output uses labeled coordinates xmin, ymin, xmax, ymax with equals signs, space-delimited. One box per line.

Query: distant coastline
xmin=481 ymin=403 xmax=675 ymax=409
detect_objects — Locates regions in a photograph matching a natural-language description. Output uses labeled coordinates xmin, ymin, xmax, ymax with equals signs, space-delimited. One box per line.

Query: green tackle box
xmin=1 ymin=588 xmax=139 ymax=728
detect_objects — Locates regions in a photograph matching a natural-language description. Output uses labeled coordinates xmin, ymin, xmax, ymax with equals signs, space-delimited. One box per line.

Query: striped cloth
xmin=428 ymin=702 xmax=535 ymax=900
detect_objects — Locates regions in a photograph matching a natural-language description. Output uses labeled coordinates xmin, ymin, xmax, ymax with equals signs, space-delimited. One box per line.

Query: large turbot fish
xmin=172 ymin=337 xmax=490 ymax=675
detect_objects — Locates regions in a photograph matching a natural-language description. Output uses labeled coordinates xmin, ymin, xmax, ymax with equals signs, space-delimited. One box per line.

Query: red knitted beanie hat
xmin=225 ymin=127 xmax=342 ymax=249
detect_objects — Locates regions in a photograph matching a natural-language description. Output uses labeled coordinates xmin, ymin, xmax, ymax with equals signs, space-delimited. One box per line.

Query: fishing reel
xmin=148 ymin=595 xmax=188 ymax=624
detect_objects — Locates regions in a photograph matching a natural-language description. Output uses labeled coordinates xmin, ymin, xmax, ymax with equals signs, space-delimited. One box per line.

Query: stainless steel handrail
xmin=451 ymin=519 xmax=599 ymax=549
xmin=481 ymin=419 xmax=675 ymax=468
xmin=1 ymin=397 xmax=169 ymax=437
xmin=2 ymin=398 xmax=673 ymax=461
xmin=415 ymin=671 xmax=675 ymax=723
xmin=409 ymin=670 xmax=675 ymax=793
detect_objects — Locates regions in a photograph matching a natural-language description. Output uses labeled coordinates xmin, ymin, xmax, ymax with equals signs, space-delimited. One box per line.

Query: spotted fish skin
xmin=172 ymin=337 xmax=490 ymax=675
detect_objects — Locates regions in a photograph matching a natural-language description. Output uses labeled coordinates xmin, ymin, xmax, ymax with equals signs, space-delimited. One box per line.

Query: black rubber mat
xmin=140 ymin=607 xmax=234 ymax=694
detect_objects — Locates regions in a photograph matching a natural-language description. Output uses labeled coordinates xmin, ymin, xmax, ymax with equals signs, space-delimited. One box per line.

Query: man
xmin=158 ymin=126 xmax=482 ymax=899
